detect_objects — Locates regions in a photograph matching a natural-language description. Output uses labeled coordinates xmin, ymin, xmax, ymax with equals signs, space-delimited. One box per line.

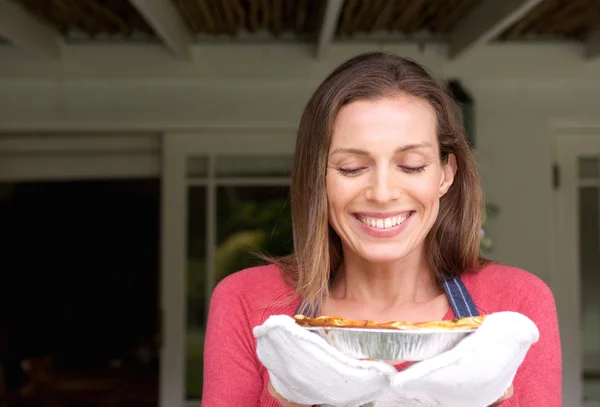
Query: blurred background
xmin=0 ymin=0 xmax=599 ymax=406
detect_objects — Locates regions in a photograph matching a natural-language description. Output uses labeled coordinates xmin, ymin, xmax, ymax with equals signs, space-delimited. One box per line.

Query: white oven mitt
xmin=253 ymin=315 xmax=397 ymax=407
xmin=254 ymin=311 xmax=539 ymax=407
xmin=374 ymin=311 xmax=540 ymax=407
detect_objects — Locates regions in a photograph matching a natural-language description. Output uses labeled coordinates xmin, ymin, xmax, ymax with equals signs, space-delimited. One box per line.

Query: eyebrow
xmin=329 ymin=142 xmax=433 ymax=156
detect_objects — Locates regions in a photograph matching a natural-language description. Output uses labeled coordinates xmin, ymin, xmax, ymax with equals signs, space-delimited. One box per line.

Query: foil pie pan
xmin=304 ymin=326 xmax=476 ymax=361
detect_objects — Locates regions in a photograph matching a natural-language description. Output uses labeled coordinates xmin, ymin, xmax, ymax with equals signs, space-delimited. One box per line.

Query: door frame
xmin=160 ymin=129 xmax=296 ymax=407
xmin=554 ymin=130 xmax=600 ymax=406
xmin=0 ymin=133 xmax=160 ymax=181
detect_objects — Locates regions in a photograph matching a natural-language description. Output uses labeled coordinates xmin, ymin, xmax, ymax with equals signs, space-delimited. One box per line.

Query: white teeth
xmin=358 ymin=214 xmax=410 ymax=229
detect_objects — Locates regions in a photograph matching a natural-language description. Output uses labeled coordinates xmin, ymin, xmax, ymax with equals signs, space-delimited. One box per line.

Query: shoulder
xmin=461 ymin=263 xmax=556 ymax=316
xmin=209 ymin=264 xmax=299 ymax=326
xmin=213 ymin=263 xmax=293 ymax=300
xmin=203 ymin=264 xmax=295 ymax=404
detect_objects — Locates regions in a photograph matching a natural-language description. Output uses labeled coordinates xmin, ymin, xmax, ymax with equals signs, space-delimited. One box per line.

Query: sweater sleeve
xmin=510 ymin=278 xmax=562 ymax=406
xmin=201 ymin=276 xmax=267 ymax=407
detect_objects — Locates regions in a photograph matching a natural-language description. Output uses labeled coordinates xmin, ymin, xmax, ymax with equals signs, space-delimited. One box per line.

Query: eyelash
xmin=403 ymin=166 xmax=427 ymax=174
xmin=337 ymin=166 xmax=427 ymax=176
xmin=337 ymin=168 xmax=363 ymax=176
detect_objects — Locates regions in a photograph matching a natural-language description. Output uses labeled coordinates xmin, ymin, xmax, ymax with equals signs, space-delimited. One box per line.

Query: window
xmin=185 ymin=154 xmax=293 ymax=399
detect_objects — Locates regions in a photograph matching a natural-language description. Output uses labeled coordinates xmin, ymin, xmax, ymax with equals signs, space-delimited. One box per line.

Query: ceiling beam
xmin=0 ymin=0 xmax=61 ymax=58
xmin=449 ymin=0 xmax=543 ymax=60
xmin=128 ymin=0 xmax=192 ymax=58
xmin=316 ymin=0 xmax=344 ymax=59
xmin=586 ymin=27 xmax=600 ymax=60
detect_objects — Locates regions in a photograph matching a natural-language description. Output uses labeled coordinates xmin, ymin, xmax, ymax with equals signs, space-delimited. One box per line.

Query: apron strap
xmin=294 ymin=277 xmax=479 ymax=319
xmin=441 ymin=277 xmax=479 ymax=318
xmin=294 ymin=301 xmax=313 ymax=317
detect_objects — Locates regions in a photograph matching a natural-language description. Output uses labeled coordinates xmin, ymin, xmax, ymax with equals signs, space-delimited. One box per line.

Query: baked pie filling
xmin=294 ymin=314 xmax=485 ymax=330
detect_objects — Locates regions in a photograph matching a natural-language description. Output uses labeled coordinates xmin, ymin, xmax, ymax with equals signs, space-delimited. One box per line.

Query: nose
xmin=364 ymin=167 xmax=400 ymax=203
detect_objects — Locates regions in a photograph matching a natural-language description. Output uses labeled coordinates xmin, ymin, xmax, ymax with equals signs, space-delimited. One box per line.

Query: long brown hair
xmin=273 ymin=52 xmax=489 ymax=316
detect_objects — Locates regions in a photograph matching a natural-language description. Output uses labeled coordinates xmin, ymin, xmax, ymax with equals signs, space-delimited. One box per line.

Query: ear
xmin=439 ymin=154 xmax=457 ymax=197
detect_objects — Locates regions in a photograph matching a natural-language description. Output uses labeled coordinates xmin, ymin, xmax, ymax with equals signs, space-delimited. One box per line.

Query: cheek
xmin=326 ymin=182 xmax=346 ymax=234
xmin=326 ymin=176 xmax=355 ymax=209
xmin=407 ymin=174 xmax=441 ymax=199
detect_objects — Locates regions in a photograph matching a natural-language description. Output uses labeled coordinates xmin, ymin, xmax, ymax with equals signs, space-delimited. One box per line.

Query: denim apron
xmin=295 ymin=276 xmax=479 ymax=407
xmin=440 ymin=276 xmax=479 ymax=318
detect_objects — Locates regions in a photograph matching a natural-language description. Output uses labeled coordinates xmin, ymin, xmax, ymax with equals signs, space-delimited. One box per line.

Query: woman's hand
xmin=384 ymin=312 xmax=536 ymax=407
xmin=254 ymin=315 xmax=396 ymax=406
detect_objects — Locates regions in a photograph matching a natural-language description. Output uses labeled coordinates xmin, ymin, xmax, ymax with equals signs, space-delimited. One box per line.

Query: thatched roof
xmin=2 ymin=0 xmax=599 ymax=59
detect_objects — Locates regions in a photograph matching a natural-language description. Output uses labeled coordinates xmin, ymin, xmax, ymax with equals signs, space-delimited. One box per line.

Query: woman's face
xmin=326 ymin=94 xmax=456 ymax=264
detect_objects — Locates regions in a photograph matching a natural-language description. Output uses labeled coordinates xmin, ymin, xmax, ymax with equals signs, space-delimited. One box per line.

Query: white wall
xmin=476 ymin=87 xmax=600 ymax=272
xmin=1 ymin=41 xmax=599 ymax=406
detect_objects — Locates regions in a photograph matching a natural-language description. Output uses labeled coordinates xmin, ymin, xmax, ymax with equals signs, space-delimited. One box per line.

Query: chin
xmin=355 ymin=246 xmax=415 ymax=264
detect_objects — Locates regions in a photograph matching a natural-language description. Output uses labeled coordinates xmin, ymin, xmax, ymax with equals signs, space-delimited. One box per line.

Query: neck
xmin=330 ymin=244 xmax=442 ymax=312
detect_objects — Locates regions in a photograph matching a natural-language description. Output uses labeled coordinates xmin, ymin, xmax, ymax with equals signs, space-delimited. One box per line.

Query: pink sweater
xmin=202 ymin=263 xmax=561 ymax=406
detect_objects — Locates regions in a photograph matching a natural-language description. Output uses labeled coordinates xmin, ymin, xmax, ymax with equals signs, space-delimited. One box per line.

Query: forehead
xmin=330 ymin=95 xmax=438 ymax=148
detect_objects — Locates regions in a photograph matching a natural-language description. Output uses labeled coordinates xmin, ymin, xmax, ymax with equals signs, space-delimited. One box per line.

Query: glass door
xmin=160 ymin=131 xmax=295 ymax=407
xmin=555 ymin=134 xmax=600 ymax=406
xmin=577 ymin=156 xmax=600 ymax=405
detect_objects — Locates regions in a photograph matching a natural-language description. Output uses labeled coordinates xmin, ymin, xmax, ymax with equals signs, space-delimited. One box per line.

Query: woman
xmin=202 ymin=52 xmax=561 ymax=406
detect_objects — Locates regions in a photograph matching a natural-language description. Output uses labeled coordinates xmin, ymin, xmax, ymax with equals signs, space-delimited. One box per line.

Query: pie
xmin=293 ymin=314 xmax=485 ymax=330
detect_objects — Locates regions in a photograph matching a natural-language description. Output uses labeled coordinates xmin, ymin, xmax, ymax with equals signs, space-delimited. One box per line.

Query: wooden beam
xmin=316 ymin=0 xmax=344 ymax=59
xmin=0 ymin=0 xmax=61 ymax=57
xmin=586 ymin=27 xmax=600 ymax=60
xmin=128 ymin=0 xmax=192 ymax=58
xmin=449 ymin=0 xmax=543 ymax=60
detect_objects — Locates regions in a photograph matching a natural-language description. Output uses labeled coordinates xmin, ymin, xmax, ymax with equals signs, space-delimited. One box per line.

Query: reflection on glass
xmin=185 ymin=184 xmax=293 ymax=400
xmin=186 ymin=187 xmax=206 ymax=399
xmin=579 ymin=187 xmax=600 ymax=362
xmin=216 ymin=186 xmax=293 ymax=284
xmin=185 ymin=153 xmax=293 ymax=400
xmin=215 ymin=155 xmax=293 ymax=177
xmin=579 ymin=157 xmax=599 ymax=180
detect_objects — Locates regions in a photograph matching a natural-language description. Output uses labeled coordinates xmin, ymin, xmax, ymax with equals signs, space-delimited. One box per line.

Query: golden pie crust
xmin=294 ymin=314 xmax=485 ymax=330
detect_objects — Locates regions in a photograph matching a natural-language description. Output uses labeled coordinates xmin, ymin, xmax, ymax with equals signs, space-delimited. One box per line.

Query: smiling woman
xmin=201 ymin=52 xmax=562 ymax=407
xmin=326 ymin=96 xmax=455 ymax=267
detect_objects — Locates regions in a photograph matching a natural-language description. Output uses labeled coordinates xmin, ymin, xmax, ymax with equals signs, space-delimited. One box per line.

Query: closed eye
xmin=401 ymin=166 xmax=427 ymax=174
xmin=337 ymin=167 xmax=365 ymax=176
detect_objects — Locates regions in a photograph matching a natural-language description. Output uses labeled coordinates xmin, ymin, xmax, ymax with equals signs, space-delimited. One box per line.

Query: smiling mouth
xmin=355 ymin=212 xmax=412 ymax=229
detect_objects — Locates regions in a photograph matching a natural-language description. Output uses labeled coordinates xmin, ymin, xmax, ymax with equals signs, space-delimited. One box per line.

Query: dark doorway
xmin=0 ymin=179 xmax=160 ymax=406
